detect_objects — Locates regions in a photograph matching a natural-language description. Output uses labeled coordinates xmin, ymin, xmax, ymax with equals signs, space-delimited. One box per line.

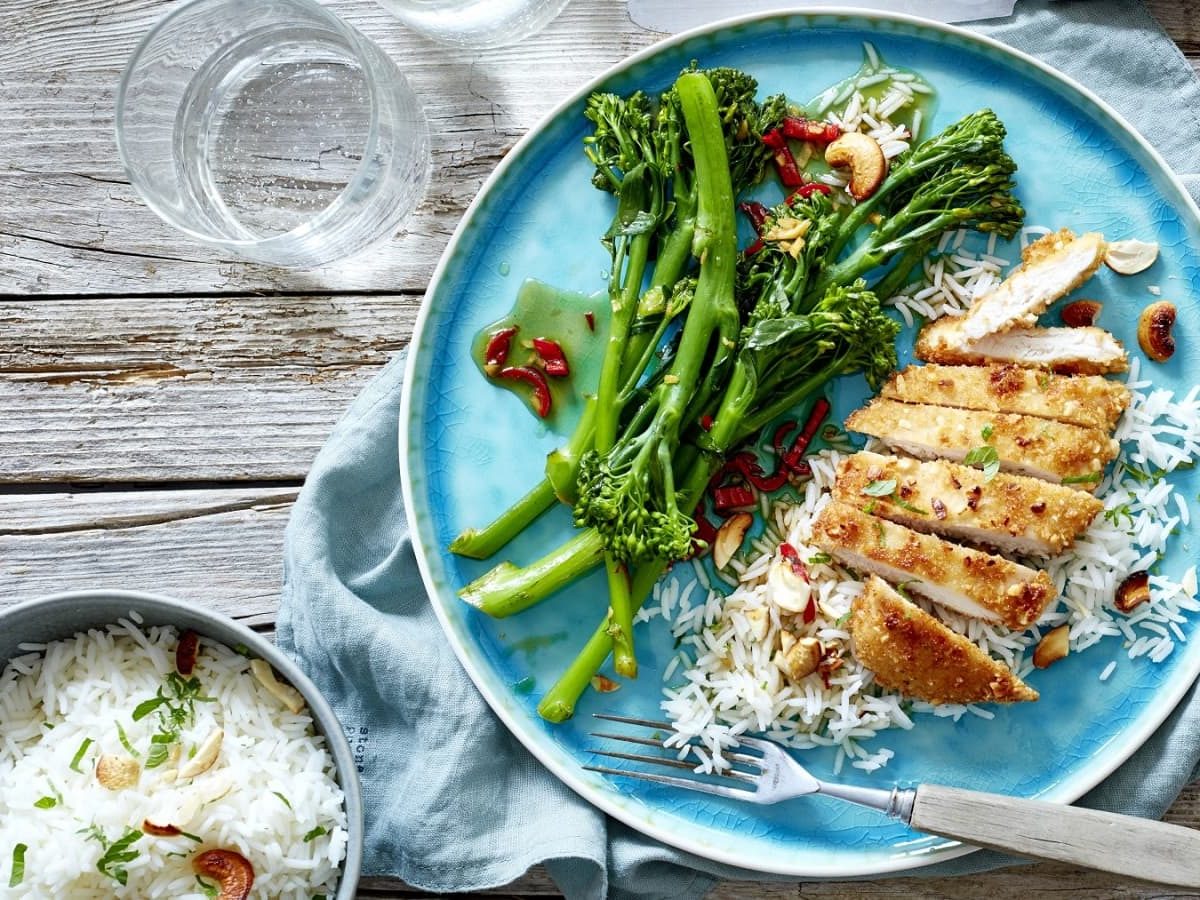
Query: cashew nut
xmin=824 ymin=132 xmax=888 ymax=200
xmin=192 ymin=849 xmax=254 ymax=900
xmin=713 ymin=513 xmax=753 ymax=570
xmin=178 ymin=728 xmax=223 ymax=780
xmin=95 ymin=754 xmax=140 ymax=791
xmin=1138 ymin=300 xmax=1176 ymax=362
xmin=250 ymin=659 xmax=305 ymax=714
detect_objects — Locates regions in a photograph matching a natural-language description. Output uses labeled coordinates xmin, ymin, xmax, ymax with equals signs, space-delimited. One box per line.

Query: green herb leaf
xmin=895 ymin=580 xmax=920 ymax=600
xmin=69 ymin=737 xmax=93 ymax=773
xmin=196 ymin=875 xmax=220 ymax=898
xmin=834 ymin=612 xmax=851 ymax=627
xmin=116 ymin=721 xmax=140 ymax=759
xmin=981 ymin=423 xmax=994 ymax=441
xmin=179 ymin=831 xmax=204 ymax=844
xmin=892 ymin=497 xmax=928 ymax=516
xmin=302 ymin=825 xmax=328 ymax=843
xmin=874 ymin=520 xmax=886 ymax=545
xmin=9 ymin=844 xmax=26 ymax=887
xmin=807 ymin=552 xmax=832 ymax=565
xmin=132 ymin=695 xmax=166 ymax=722
xmin=33 ymin=796 xmax=57 ymax=809
xmin=862 ymin=478 xmax=897 ymax=497
xmin=862 ymin=499 xmax=877 ymax=515
xmin=272 ymin=791 xmax=293 ymax=810
xmin=1061 ymin=471 xmax=1102 ymax=485
xmin=234 ymin=643 xmax=253 ymax=658
xmin=962 ymin=445 xmax=1000 ymax=481
xmin=95 ymin=829 xmax=142 ymax=886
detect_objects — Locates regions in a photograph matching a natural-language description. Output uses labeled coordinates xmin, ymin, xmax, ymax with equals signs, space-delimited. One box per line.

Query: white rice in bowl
xmin=0 ymin=619 xmax=347 ymax=898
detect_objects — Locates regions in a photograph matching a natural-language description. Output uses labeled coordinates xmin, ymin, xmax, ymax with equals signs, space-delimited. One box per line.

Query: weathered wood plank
xmin=0 ymin=0 xmax=650 ymax=296
xmin=0 ymin=293 xmax=412 ymax=482
xmin=0 ymin=487 xmax=294 ymax=617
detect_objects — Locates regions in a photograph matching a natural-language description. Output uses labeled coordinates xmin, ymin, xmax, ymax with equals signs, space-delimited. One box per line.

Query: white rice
xmin=0 ymin=622 xmax=347 ymax=898
xmin=663 ymin=233 xmax=1200 ymax=775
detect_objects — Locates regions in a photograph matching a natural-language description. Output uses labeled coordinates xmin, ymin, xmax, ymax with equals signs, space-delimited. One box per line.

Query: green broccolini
xmin=454 ymin=70 xmax=1024 ymax=718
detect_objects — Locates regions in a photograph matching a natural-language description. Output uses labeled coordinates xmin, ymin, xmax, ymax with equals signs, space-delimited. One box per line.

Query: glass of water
xmin=376 ymin=0 xmax=571 ymax=49
xmin=116 ymin=0 xmax=429 ymax=268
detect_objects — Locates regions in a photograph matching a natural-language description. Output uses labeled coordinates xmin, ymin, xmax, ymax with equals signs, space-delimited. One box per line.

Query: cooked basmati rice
xmin=0 ymin=622 xmax=347 ymax=898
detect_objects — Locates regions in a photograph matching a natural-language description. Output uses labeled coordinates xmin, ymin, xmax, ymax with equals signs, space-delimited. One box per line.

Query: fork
xmin=586 ymin=714 xmax=1200 ymax=887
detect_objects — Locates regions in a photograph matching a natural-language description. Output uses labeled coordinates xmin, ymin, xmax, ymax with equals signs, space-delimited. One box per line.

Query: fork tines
xmin=584 ymin=713 xmax=764 ymax=795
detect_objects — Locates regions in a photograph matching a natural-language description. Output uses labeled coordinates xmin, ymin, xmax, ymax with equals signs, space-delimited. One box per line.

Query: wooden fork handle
xmin=910 ymin=784 xmax=1200 ymax=888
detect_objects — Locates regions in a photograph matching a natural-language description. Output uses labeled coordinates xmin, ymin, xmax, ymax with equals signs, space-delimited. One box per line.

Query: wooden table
xmin=3 ymin=1 xmax=1198 ymax=896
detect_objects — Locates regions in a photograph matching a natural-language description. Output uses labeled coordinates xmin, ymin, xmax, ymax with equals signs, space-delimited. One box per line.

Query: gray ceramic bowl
xmin=0 ymin=589 xmax=363 ymax=899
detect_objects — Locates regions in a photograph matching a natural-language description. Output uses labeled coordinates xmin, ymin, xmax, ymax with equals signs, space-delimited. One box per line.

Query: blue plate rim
xmin=399 ymin=7 xmax=1200 ymax=877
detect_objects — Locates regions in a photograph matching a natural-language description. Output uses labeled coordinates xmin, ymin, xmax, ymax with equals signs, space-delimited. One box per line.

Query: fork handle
xmin=909 ymin=784 xmax=1200 ymax=887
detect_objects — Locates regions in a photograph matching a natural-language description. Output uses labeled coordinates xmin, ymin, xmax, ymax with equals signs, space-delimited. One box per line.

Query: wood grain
xmin=0 ymin=293 xmax=413 ymax=483
xmin=0 ymin=487 xmax=294 ymax=623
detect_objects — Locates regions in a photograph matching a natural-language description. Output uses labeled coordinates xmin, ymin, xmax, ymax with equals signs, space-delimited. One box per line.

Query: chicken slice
xmin=809 ymin=501 xmax=1057 ymax=629
xmin=844 ymin=398 xmax=1118 ymax=492
xmin=850 ymin=576 xmax=1038 ymax=705
xmin=916 ymin=325 xmax=1129 ymax=375
xmin=833 ymin=451 xmax=1102 ymax=557
xmin=918 ymin=230 xmax=1107 ymax=350
xmin=881 ymin=363 xmax=1130 ymax=432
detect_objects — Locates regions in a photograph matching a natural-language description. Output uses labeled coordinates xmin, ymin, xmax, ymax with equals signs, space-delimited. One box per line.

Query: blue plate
xmin=399 ymin=10 xmax=1200 ymax=876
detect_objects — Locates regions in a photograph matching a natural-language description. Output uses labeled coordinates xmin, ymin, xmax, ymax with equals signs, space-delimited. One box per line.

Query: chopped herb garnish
xmin=86 ymin=827 xmax=142 ymax=886
xmin=69 ymin=737 xmax=93 ymax=773
xmin=1061 ymin=472 xmax=1102 ymax=485
xmin=981 ymin=423 xmax=994 ymax=441
xmin=303 ymin=825 xmax=329 ymax=843
xmin=963 ymin=445 xmax=1000 ymax=481
xmin=134 ymin=672 xmax=215 ymax=769
xmin=166 ymin=851 xmax=190 ymax=859
xmin=42 ymin=722 xmax=54 ymax=730
xmin=234 ymin=643 xmax=253 ymax=658
xmin=862 ymin=499 xmax=877 ymax=515
xmin=179 ymin=831 xmax=204 ymax=844
xmin=895 ymin=580 xmax=920 ymax=600
xmin=273 ymin=791 xmax=293 ymax=810
xmin=874 ymin=520 xmax=886 ymax=545
xmin=862 ymin=478 xmax=897 ymax=497
xmin=116 ymin=721 xmax=140 ymax=759
xmin=893 ymin=497 xmax=928 ymax=516
xmin=1036 ymin=373 xmax=1051 ymax=390
xmin=808 ymin=552 xmax=832 ymax=565
xmin=196 ymin=875 xmax=220 ymax=898
xmin=33 ymin=796 xmax=57 ymax=809
xmin=9 ymin=844 xmax=26 ymax=887
xmin=834 ymin=612 xmax=851 ymax=627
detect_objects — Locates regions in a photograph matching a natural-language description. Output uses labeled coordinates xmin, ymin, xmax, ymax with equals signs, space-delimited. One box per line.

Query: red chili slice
xmin=699 ymin=414 xmax=714 ymax=431
xmin=737 ymin=200 xmax=771 ymax=231
xmin=760 ymin=128 xmax=803 ymax=188
xmin=778 ymin=542 xmax=810 ymax=582
xmin=781 ymin=116 xmax=841 ymax=145
xmin=484 ymin=326 xmax=518 ymax=376
xmin=532 ymin=337 xmax=570 ymax=378
xmin=783 ymin=397 xmax=831 ymax=471
xmin=175 ymin=630 xmax=199 ymax=676
xmin=690 ymin=504 xmax=718 ymax=558
xmin=790 ymin=182 xmax=832 ymax=201
xmin=585 ymin=311 xmax=596 ymax=332
xmin=712 ymin=485 xmax=756 ymax=513
xmin=497 ymin=365 xmax=552 ymax=418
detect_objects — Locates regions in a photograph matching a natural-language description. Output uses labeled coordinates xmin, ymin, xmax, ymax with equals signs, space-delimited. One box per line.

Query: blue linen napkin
xmin=277 ymin=2 xmax=1200 ymax=896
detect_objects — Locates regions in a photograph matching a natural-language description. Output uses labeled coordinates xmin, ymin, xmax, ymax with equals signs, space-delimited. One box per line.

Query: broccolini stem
xmin=458 ymin=529 xmax=605 ymax=617
xmin=448 ymin=478 xmax=560 ymax=560
xmin=605 ymin=559 xmax=637 ymax=678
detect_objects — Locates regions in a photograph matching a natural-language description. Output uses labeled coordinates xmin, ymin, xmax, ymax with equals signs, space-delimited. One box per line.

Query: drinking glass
xmin=116 ymin=0 xmax=430 ymax=268
xmin=376 ymin=0 xmax=572 ymax=49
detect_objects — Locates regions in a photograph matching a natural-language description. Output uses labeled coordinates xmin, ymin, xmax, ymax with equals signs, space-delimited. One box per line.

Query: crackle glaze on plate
xmin=399 ymin=10 xmax=1200 ymax=876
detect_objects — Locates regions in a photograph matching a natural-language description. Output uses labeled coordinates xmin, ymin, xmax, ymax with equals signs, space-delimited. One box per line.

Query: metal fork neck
xmin=814 ymin=780 xmax=917 ymax=823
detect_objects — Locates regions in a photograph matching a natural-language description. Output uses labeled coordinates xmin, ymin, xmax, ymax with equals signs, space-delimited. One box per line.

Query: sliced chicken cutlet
xmin=916 ymin=325 xmax=1129 ymax=375
xmin=918 ymin=230 xmax=1107 ymax=352
xmin=833 ymin=451 xmax=1102 ymax=557
xmin=881 ymin=364 xmax=1130 ymax=432
xmin=809 ymin=501 xmax=1056 ymax=629
xmin=845 ymin=398 xmax=1118 ymax=491
xmin=850 ymin=576 xmax=1038 ymax=705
